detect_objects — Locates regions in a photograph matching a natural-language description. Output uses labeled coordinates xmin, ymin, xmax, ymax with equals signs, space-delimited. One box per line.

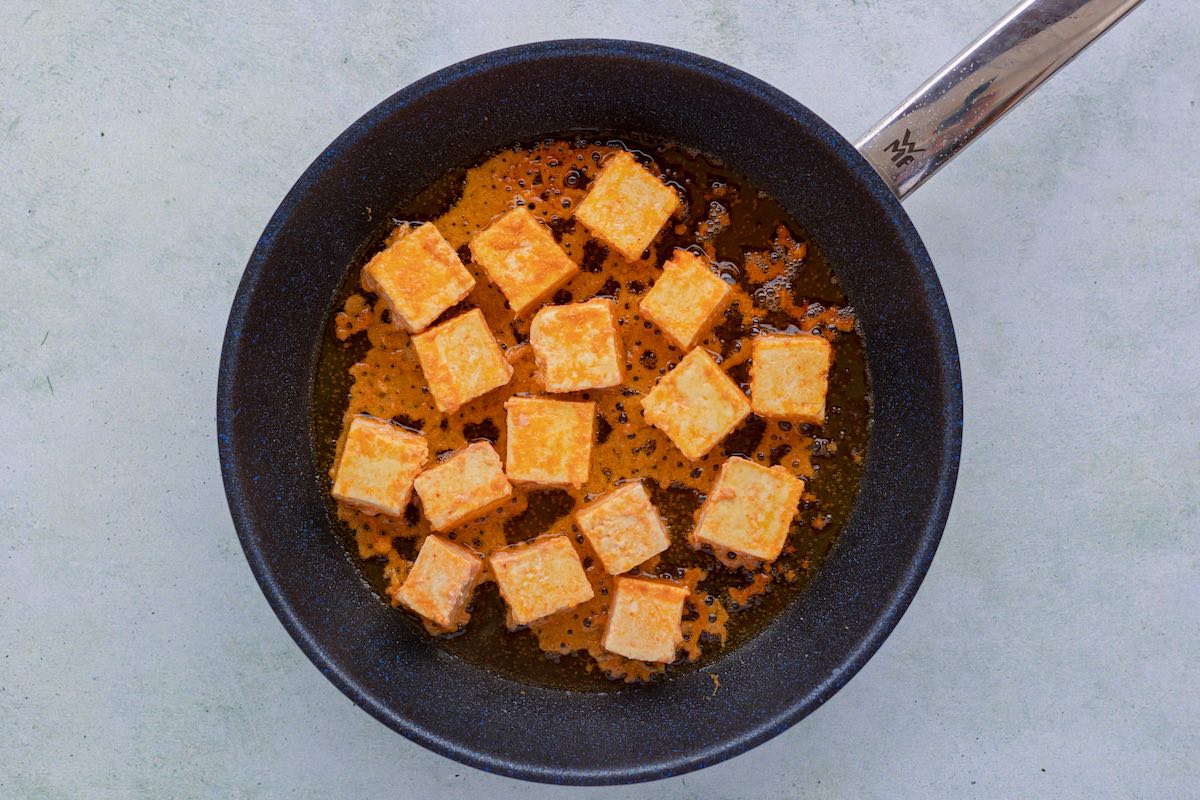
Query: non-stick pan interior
xmin=218 ymin=40 xmax=961 ymax=784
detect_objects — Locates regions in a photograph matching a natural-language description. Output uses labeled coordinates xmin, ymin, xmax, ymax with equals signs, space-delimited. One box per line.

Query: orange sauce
xmin=313 ymin=136 xmax=870 ymax=688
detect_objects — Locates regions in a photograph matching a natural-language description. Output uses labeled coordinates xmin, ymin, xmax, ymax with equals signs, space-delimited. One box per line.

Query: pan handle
xmin=855 ymin=0 xmax=1143 ymax=200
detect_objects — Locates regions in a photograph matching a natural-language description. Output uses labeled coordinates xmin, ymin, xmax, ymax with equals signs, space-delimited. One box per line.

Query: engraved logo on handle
xmin=883 ymin=129 xmax=926 ymax=167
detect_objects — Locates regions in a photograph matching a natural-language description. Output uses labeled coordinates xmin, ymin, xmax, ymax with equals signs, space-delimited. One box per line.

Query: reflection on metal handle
xmin=856 ymin=0 xmax=1143 ymax=200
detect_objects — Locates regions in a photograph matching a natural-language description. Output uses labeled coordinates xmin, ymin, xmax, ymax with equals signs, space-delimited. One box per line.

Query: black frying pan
xmin=217 ymin=0 xmax=1137 ymax=784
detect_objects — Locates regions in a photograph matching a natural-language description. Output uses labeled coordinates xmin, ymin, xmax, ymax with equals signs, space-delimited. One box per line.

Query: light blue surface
xmin=2 ymin=2 xmax=1197 ymax=797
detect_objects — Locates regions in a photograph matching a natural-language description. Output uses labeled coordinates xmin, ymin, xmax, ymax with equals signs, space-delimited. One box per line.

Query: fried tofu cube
xmin=640 ymin=348 xmax=750 ymax=460
xmin=529 ymin=298 xmax=624 ymax=392
xmin=489 ymin=535 xmax=594 ymax=626
xmin=750 ymin=334 xmax=834 ymax=424
xmin=504 ymin=396 xmax=594 ymax=487
xmin=693 ymin=456 xmax=804 ymax=562
xmin=602 ymin=577 xmax=689 ymax=663
xmin=361 ymin=222 xmax=475 ymax=333
xmin=411 ymin=308 xmax=513 ymax=414
xmin=469 ymin=207 xmax=579 ymax=316
xmin=574 ymin=481 xmax=670 ymax=575
xmin=640 ymin=249 xmax=732 ymax=350
xmin=331 ymin=415 xmax=428 ymax=516
xmin=395 ymin=535 xmax=483 ymax=630
xmin=574 ymin=151 xmax=679 ymax=261
xmin=413 ymin=442 xmax=513 ymax=531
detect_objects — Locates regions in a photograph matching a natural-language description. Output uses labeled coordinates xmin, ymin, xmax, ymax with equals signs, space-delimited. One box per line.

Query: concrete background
xmin=2 ymin=1 xmax=1197 ymax=797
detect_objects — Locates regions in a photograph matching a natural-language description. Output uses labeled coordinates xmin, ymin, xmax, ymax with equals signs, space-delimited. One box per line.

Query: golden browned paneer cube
xmin=640 ymin=249 xmax=732 ymax=350
xmin=411 ymin=308 xmax=514 ymax=414
xmin=331 ymin=415 xmax=428 ymax=516
xmin=395 ymin=535 xmax=483 ymax=630
xmin=504 ymin=396 xmax=594 ymax=487
xmin=469 ymin=207 xmax=579 ymax=316
xmin=574 ymin=481 xmax=670 ymax=575
xmin=361 ymin=222 xmax=475 ymax=333
xmin=602 ymin=576 xmax=689 ymax=663
xmin=529 ymin=298 xmax=624 ymax=392
xmin=750 ymin=334 xmax=834 ymax=424
xmin=693 ymin=456 xmax=804 ymax=562
xmin=413 ymin=442 xmax=513 ymax=531
xmin=574 ymin=151 xmax=680 ymax=261
xmin=489 ymin=535 xmax=594 ymax=627
xmin=640 ymin=348 xmax=750 ymax=460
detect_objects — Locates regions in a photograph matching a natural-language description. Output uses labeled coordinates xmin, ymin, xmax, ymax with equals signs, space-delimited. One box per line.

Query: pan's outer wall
xmin=217 ymin=41 xmax=961 ymax=785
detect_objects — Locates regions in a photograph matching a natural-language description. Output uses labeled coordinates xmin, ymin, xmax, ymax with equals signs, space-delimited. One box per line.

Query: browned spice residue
xmin=313 ymin=136 xmax=870 ymax=688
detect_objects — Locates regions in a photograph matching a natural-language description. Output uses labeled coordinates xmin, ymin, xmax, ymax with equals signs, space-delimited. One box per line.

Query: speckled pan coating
xmin=218 ymin=40 xmax=962 ymax=786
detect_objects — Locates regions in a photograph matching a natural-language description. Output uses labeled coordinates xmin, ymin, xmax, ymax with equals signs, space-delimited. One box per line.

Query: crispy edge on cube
xmin=602 ymin=576 xmax=690 ymax=663
xmin=412 ymin=441 xmax=513 ymax=531
xmin=750 ymin=334 xmax=834 ymax=424
xmin=640 ymin=249 xmax=732 ymax=350
xmin=411 ymin=308 xmax=514 ymax=414
xmin=468 ymin=206 xmax=579 ymax=316
xmin=503 ymin=396 xmax=595 ymax=487
xmin=331 ymin=415 xmax=428 ymax=517
xmin=395 ymin=534 xmax=483 ymax=631
xmin=573 ymin=150 xmax=680 ymax=261
xmin=529 ymin=298 xmax=624 ymax=392
xmin=639 ymin=347 xmax=751 ymax=460
xmin=574 ymin=481 xmax=670 ymax=575
xmin=488 ymin=535 xmax=594 ymax=627
xmin=693 ymin=456 xmax=805 ymax=563
xmin=361 ymin=222 xmax=475 ymax=333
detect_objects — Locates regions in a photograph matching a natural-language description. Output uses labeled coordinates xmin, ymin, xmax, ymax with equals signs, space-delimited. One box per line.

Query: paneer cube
xmin=750 ymin=334 xmax=834 ymax=424
xmin=361 ymin=222 xmax=475 ymax=333
xmin=639 ymin=348 xmax=750 ymax=460
xmin=489 ymin=535 xmax=594 ymax=627
xmin=574 ymin=151 xmax=680 ymax=261
xmin=469 ymin=207 xmax=579 ymax=316
xmin=602 ymin=576 xmax=689 ymax=663
xmin=331 ymin=415 xmax=428 ymax=516
xmin=693 ymin=456 xmax=804 ymax=562
xmin=529 ymin=298 xmax=624 ymax=392
xmin=395 ymin=535 xmax=483 ymax=630
xmin=574 ymin=481 xmax=670 ymax=575
xmin=413 ymin=442 xmax=513 ymax=531
xmin=411 ymin=308 xmax=513 ymax=414
xmin=640 ymin=249 xmax=731 ymax=350
xmin=504 ymin=396 xmax=594 ymax=487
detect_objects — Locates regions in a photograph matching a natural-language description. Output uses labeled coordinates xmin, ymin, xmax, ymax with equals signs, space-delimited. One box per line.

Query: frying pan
xmin=217 ymin=0 xmax=1140 ymax=784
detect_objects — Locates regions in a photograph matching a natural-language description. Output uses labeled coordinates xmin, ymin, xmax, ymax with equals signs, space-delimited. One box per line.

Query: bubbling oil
xmin=312 ymin=134 xmax=870 ymax=690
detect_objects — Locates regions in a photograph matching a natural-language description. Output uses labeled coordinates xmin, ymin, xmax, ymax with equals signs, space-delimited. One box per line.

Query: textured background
xmin=2 ymin=1 xmax=1197 ymax=797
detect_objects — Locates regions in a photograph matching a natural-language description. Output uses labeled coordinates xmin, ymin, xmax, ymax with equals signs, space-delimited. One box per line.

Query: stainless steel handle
xmin=856 ymin=0 xmax=1143 ymax=200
